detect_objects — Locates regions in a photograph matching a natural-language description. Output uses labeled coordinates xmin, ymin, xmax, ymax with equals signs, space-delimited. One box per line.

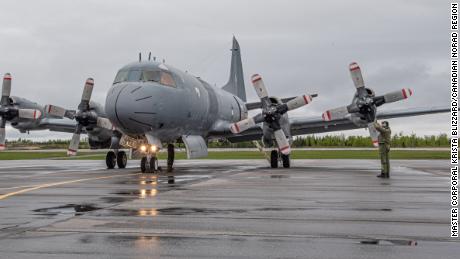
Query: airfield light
xmin=140 ymin=145 xmax=147 ymax=152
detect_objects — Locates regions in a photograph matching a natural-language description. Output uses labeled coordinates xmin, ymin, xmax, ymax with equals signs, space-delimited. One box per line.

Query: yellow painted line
xmin=0 ymin=185 xmax=38 ymax=190
xmin=0 ymin=172 xmax=141 ymax=201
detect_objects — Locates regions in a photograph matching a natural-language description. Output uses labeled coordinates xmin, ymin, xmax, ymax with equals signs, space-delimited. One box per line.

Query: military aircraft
xmin=2 ymin=37 xmax=449 ymax=171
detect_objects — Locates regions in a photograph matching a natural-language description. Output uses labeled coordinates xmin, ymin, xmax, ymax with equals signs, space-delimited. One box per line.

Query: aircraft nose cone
xmin=105 ymin=83 xmax=160 ymax=134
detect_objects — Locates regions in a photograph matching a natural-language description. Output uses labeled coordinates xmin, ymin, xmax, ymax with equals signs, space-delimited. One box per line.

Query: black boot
xmin=377 ymin=172 xmax=386 ymax=178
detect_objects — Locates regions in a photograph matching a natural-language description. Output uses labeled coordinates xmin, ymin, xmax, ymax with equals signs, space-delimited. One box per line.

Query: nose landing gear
xmin=140 ymin=155 xmax=159 ymax=173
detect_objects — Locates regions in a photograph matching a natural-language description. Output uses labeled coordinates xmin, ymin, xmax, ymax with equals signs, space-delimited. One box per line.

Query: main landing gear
xmin=106 ymin=150 xmax=127 ymax=169
xmin=270 ymin=150 xmax=290 ymax=169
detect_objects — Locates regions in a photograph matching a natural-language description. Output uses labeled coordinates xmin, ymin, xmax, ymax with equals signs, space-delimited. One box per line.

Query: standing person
xmin=374 ymin=121 xmax=391 ymax=178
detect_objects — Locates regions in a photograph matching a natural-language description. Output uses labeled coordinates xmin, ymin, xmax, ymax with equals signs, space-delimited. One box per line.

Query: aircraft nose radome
xmin=105 ymin=83 xmax=158 ymax=134
xmin=105 ymin=84 xmax=123 ymax=130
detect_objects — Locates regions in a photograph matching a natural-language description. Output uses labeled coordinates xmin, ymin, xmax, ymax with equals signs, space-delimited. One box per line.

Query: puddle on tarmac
xmin=256 ymin=207 xmax=312 ymax=212
xmin=352 ymin=208 xmax=392 ymax=212
xmin=103 ymin=207 xmax=247 ymax=217
xmin=33 ymin=204 xmax=100 ymax=216
xmin=270 ymin=175 xmax=290 ymax=179
xmin=360 ymin=239 xmax=417 ymax=246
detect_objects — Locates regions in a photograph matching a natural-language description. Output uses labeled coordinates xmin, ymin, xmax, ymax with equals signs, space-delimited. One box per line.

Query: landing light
xmin=140 ymin=145 xmax=147 ymax=152
xmin=150 ymin=145 xmax=158 ymax=152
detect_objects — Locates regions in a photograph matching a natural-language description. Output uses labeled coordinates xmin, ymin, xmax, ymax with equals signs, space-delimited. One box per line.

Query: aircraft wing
xmin=36 ymin=118 xmax=78 ymax=133
xmin=226 ymin=106 xmax=449 ymax=142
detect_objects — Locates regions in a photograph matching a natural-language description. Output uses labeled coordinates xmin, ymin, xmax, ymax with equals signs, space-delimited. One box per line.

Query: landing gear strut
xmin=167 ymin=144 xmax=175 ymax=172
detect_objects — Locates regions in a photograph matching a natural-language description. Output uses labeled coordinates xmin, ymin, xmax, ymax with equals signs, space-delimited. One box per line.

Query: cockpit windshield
xmin=142 ymin=70 xmax=161 ymax=82
xmin=113 ymin=69 xmax=176 ymax=87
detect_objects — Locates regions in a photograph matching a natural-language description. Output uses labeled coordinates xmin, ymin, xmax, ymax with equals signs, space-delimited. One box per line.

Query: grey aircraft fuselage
xmin=105 ymin=61 xmax=247 ymax=144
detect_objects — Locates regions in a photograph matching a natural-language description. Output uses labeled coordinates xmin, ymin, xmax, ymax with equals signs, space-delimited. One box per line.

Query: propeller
xmin=322 ymin=62 xmax=413 ymax=146
xmin=45 ymin=78 xmax=113 ymax=156
xmin=230 ymin=74 xmax=315 ymax=155
xmin=0 ymin=73 xmax=42 ymax=150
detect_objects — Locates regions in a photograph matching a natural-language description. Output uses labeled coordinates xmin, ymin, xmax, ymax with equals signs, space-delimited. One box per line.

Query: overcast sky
xmin=0 ymin=0 xmax=451 ymax=140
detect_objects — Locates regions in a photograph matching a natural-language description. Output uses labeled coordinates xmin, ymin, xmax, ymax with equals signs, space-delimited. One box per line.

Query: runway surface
xmin=0 ymin=159 xmax=457 ymax=258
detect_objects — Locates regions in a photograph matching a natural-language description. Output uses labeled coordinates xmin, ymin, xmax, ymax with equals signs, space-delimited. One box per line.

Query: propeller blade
xmin=251 ymin=74 xmax=269 ymax=99
xmin=230 ymin=117 xmax=256 ymax=134
xmin=0 ymin=118 xmax=5 ymax=150
xmin=45 ymin=104 xmax=67 ymax=118
xmin=81 ymin=78 xmax=94 ymax=102
xmin=382 ymin=88 xmax=413 ymax=103
xmin=1 ymin=73 xmax=12 ymax=105
xmin=368 ymin=122 xmax=379 ymax=147
xmin=349 ymin=62 xmax=365 ymax=89
xmin=285 ymin=95 xmax=313 ymax=111
xmin=67 ymin=125 xmax=82 ymax=156
xmin=322 ymin=106 xmax=349 ymax=121
xmin=97 ymin=117 xmax=113 ymax=130
xmin=18 ymin=109 xmax=42 ymax=119
xmin=274 ymin=129 xmax=290 ymax=155
xmin=77 ymin=78 xmax=94 ymax=112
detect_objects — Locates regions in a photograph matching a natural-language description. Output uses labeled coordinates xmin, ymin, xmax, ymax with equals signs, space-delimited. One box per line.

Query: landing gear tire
xmin=117 ymin=151 xmax=127 ymax=169
xmin=140 ymin=157 xmax=147 ymax=173
xmin=281 ymin=154 xmax=290 ymax=168
xmin=106 ymin=151 xmax=116 ymax=169
xmin=149 ymin=156 xmax=159 ymax=173
xmin=270 ymin=150 xmax=278 ymax=168
xmin=167 ymin=144 xmax=174 ymax=172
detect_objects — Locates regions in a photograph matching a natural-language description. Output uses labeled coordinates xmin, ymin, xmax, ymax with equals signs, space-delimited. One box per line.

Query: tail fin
xmin=222 ymin=36 xmax=246 ymax=102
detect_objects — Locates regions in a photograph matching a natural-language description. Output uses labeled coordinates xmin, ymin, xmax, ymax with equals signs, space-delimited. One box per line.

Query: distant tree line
xmin=6 ymin=133 xmax=449 ymax=149
xmin=6 ymin=138 xmax=90 ymax=149
xmin=290 ymin=133 xmax=449 ymax=148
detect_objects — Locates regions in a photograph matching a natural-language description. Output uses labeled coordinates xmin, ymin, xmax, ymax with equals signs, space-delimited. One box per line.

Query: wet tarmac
xmin=0 ymin=159 xmax=458 ymax=258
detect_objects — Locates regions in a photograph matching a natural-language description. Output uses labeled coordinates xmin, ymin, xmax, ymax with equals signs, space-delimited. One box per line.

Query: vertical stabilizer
xmin=222 ymin=36 xmax=246 ymax=102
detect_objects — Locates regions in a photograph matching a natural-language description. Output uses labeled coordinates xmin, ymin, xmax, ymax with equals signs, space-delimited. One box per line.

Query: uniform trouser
xmin=378 ymin=144 xmax=390 ymax=175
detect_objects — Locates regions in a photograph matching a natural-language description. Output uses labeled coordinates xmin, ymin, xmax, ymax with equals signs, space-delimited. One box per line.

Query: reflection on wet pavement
xmin=0 ymin=160 xmax=455 ymax=258
xmin=33 ymin=204 xmax=101 ymax=216
xmin=360 ymin=239 xmax=418 ymax=246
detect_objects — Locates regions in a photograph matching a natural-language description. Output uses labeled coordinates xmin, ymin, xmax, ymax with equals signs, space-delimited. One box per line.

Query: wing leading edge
xmin=226 ymin=106 xmax=449 ymax=143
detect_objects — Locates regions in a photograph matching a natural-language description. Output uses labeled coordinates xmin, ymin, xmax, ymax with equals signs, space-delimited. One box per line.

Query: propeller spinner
xmin=230 ymin=74 xmax=315 ymax=155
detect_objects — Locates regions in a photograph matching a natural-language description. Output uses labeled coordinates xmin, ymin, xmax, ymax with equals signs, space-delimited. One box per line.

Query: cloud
xmin=0 ymin=0 xmax=451 ymax=140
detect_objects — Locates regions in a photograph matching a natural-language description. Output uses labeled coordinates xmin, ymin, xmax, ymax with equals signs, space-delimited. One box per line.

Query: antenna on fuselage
xmin=148 ymin=52 xmax=152 ymax=61
xmin=138 ymin=53 xmax=141 ymax=62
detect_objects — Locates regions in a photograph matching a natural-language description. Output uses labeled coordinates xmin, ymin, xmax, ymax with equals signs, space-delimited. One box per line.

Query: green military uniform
xmin=374 ymin=121 xmax=391 ymax=178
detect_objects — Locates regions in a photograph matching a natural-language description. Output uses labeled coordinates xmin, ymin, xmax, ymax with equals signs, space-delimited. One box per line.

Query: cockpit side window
xmin=142 ymin=70 xmax=161 ymax=82
xmin=160 ymin=72 xmax=176 ymax=87
xmin=113 ymin=70 xmax=128 ymax=84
